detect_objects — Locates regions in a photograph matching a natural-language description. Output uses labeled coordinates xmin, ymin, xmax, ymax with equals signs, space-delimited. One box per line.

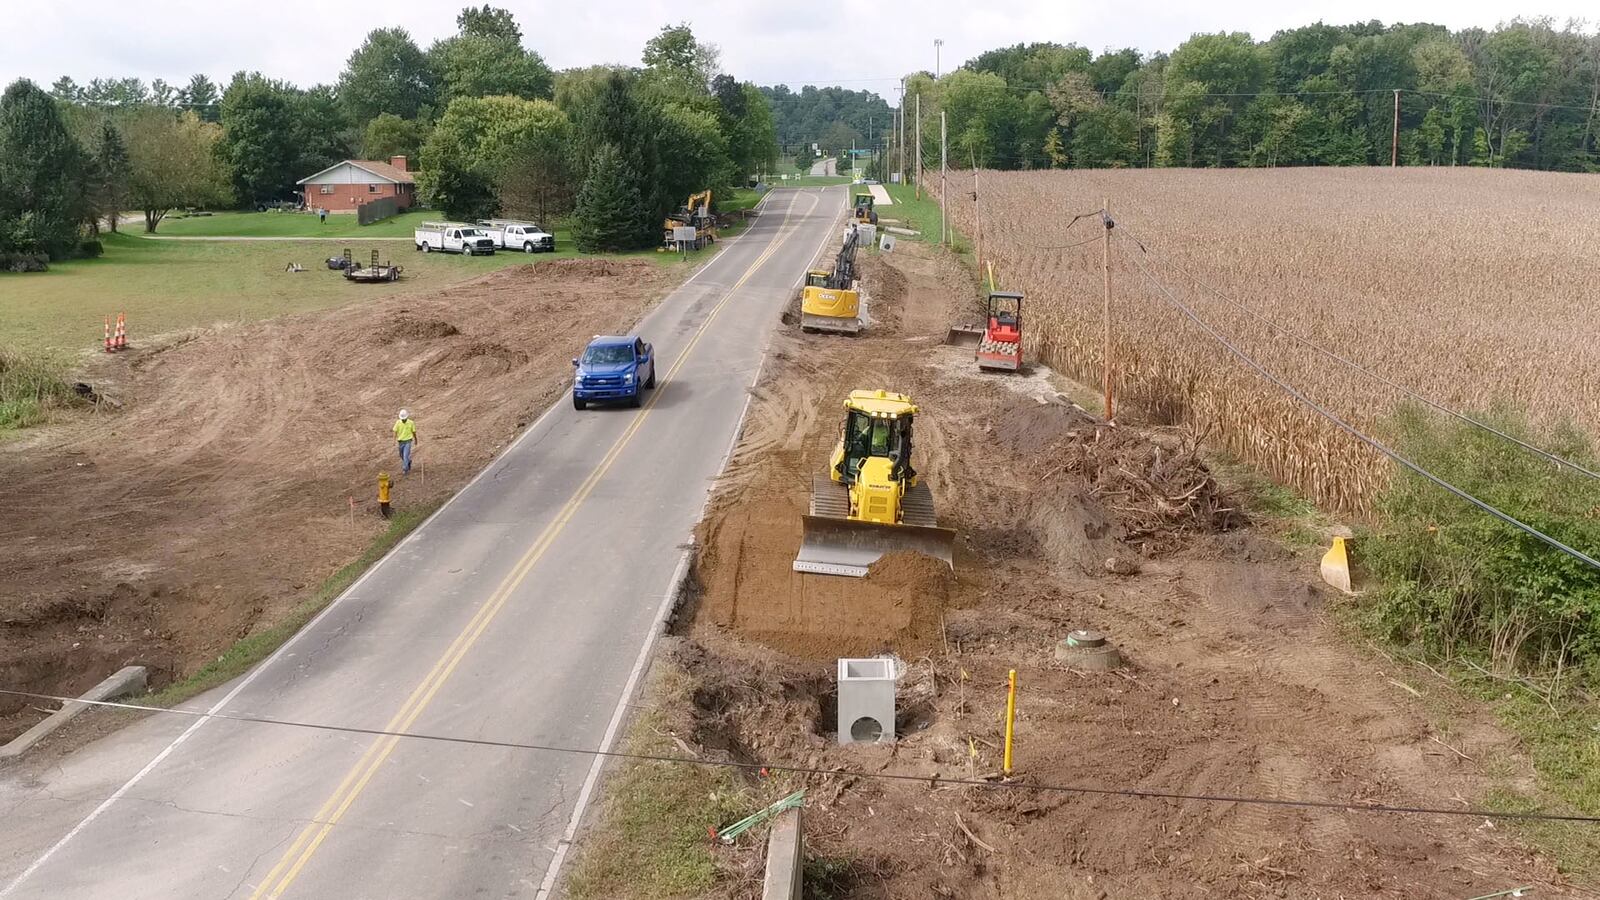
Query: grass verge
xmin=144 ymin=500 xmax=443 ymax=708
xmin=0 ymin=349 xmax=75 ymax=432
xmin=565 ymin=659 xmax=753 ymax=900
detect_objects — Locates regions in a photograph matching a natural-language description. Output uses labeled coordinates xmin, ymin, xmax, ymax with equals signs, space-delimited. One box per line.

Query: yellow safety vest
xmin=393 ymin=418 xmax=416 ymax=441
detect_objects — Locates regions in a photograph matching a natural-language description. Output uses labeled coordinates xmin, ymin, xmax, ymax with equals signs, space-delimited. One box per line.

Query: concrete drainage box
xmin=837 ymin=657 xmax=896 ymax=745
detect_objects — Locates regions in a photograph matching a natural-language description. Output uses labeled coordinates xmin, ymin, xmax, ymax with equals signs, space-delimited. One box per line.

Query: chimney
xmin=390 ymin=155 xmax=408 ymax=172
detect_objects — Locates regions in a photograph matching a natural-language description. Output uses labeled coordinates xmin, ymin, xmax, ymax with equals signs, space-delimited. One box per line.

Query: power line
xmin=4 ymin=690 xmax=1598 ymax=825
xmin=1116 ymin=234 xmax=1600 ymax=572
xmin=1113 ymin=221 xmax=1600 ymax=484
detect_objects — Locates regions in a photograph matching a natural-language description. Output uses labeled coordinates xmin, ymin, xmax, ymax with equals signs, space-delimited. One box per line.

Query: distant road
xmin=0 ymin=186 xmax=845 ymax=900
xmin=809 ymin=156 xmax=837 ymax=176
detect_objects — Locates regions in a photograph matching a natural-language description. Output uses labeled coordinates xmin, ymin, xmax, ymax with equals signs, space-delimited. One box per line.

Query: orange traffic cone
xmin=103 ymin=317 xmax=114 ymax=353
xmin=114 ymin=313 xmax=128 ymax=350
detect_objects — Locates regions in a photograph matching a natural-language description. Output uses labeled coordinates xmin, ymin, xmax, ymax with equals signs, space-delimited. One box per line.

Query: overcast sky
xmin=3 ymin=1 xmax=1593 ymax=100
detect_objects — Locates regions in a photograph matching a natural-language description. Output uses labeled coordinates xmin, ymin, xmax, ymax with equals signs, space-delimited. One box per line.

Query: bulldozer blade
xmin=801 ymin=313 xmax=863 ymax=334
xmin=794 ymin=515 xmax=957 ymax=578
xmin=945 ymin=324 xmax=983 ymax=347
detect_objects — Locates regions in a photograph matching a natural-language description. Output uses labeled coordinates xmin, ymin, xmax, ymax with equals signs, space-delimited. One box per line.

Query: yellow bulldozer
xmin=799 ymin=225 xmax=862 ymax=333
xmin=793 ymin=390 xmax=957 ymax=577
xmin=662 ymin=190 xmax=716 ymax=249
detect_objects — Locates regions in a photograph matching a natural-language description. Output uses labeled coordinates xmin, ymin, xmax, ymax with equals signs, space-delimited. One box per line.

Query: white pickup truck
xmin=414 ymin=222 xmax=497 ymax=255
xmin=478 ymin=220 xmax=556 ymax=254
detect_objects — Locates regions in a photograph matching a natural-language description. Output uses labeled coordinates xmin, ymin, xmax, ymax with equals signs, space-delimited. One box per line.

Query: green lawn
xmin=0 ymin=232 xmax=703 ymax=357
xmin=876 ymin=182 xmax=947 ymax=243
xmin=153 ymin=210 xmax=440 ymax=238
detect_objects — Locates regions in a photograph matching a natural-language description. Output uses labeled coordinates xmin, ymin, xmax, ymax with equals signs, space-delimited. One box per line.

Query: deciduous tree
xmin=123 ymin=109 xmax=228 ymax=232
xmin=337 ymin=27 xmax=435 ymax=124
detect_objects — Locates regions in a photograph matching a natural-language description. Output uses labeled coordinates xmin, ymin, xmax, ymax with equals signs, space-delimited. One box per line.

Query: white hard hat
xmin=398 ymin=409 xmax=409 ymax=419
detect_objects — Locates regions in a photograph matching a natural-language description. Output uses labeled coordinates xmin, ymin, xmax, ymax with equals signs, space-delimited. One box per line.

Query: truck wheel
xmin=421 ymin=243 xmax=432 ymax=253
xmin=646 ymin=367 xmax=656 ymax=389
xmin=573 ymin=395 xmax=587 ymax=410
xmin=464 ymin=246 xmax=474 ymax=256
xmin=523 ymin=242 xmax=535 ymax=254
xmin=628 ymin=391 xmax=642 ymax=409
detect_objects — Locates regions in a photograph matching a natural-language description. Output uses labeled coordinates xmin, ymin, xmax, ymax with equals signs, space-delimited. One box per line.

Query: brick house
xmin=297 ymin=156 xmax=416 ymax=213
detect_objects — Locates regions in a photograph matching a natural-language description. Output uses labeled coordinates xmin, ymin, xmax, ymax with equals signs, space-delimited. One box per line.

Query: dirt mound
xmin=0 ymin=257 xmax=680 ymax=742
xmin=989 ymin=401 xmax=1094 ymax=456
xmin=523 ymin=258 xmax=639 ymax=278
xmin=1040 ymin=423 xmax=1240 ymax=552
xmin=381 ymin=315 xmax=459 ymax=341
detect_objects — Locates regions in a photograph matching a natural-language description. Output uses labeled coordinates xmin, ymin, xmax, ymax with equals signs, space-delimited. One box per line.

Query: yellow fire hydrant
xmin=378 ymin=472 xmax=392 ymax=519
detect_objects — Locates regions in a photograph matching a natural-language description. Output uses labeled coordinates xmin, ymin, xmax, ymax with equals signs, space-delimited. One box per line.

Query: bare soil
xmin=0 ymin=259 xmax=680 ymax=741
xmin=667 ymin=240 xmax=1581 ymax=897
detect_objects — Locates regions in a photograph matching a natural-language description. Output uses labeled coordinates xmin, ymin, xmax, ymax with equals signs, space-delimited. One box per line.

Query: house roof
xmin=296 ymin=159 xmax=416 ymax=186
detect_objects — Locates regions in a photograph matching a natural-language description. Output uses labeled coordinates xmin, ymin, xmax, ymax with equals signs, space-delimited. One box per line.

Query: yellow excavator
xmin=799 ymin=225 xmax=861 ymax=333
xmin=662 ymin=190 xmax=716 ymax=249
xmin=794 ymin=390 xmax=957 ymax=577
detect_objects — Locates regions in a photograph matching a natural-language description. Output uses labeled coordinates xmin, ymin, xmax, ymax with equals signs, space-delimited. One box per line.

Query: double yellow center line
xmin=249 ymin=194 xmax=813 ymax=899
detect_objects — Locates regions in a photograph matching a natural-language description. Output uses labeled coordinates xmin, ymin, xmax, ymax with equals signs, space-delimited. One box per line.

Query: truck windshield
xmin=582 ymin=345 xmax=633 ymax=365
xmin=459 ymin=228 xmax=481 ymax=237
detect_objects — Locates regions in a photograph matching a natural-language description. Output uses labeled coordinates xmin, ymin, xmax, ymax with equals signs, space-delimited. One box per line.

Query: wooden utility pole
xmin=1101 ymin=199 xmax=1114 ymax=422
xmin=899 ymin=80 xmax=906 ymax=184
xmin=971 ymin=153 xmax=982 ymax=268
xmin=940 ymin=111 xmax=948 ymax=246
xmin=915 ymin=94 xmax=922 ymax=200
xmin=1391 ymin=90 xmax=1401 ymax=167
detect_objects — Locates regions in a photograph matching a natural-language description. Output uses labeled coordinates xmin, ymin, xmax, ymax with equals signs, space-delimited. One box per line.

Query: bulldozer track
xmin=808 ymin=475 xmax=939 ymax=527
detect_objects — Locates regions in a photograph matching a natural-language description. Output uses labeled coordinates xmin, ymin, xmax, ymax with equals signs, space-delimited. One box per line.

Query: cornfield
xmin=945 ymin=167 xmax=1600 ymax=511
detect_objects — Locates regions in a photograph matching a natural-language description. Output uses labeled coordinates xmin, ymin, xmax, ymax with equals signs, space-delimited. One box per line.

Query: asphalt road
xmin=0 ymin=186 xmax=845 ymax=899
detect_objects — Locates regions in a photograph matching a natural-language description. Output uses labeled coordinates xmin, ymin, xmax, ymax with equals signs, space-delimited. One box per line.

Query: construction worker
xmin=393 ymin=409 xmax=417 ymax=475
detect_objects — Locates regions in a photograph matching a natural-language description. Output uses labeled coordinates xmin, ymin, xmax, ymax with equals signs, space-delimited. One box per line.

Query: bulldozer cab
xmin=840 ymin=409 xmax=914 ymax=483
xmin=806 ymin=269 xmax=830 ymax=288
xmin=836 ymin=393 xmax=917 ymax=485
xmin=853 ymin=192 xmax=874 ymax=210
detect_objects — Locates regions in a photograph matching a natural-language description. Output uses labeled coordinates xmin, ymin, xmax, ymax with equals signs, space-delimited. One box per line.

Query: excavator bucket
xmin=795 ymin=516 xmax=956 ymax=577
xmin=1319 ymin=535 xmax=1358 ymax=594
xmin=945 ymin=324 xmax=984 ymax=347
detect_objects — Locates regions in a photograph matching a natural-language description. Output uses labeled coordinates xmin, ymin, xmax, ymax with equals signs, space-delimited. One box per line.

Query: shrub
xmin=79 ymin=239 xmax=103 ymax=258
xmin=0 ymin=251 xmax=48 ymax=272
xmin=1362 ymin=403 xmax=1600 ymax=675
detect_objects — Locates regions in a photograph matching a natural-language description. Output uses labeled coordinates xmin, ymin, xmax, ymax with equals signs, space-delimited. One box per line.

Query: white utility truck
xmin=478 ymin=220 xmax=556 ymax=253
xmin=414 ymin=222 xmax=497 ymax=255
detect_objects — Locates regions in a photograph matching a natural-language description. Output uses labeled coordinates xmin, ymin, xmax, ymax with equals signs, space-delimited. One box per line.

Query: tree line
xmin=758 ymin=85 xmax=893 ymax=166
xmin=898 ymin=19 xmax=1600 ymax=173
xmin=0 ymin=6 xmax=778 ymax=268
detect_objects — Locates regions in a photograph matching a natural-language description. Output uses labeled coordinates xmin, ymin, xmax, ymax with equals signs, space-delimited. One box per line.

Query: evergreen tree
xmin=92 ymin=120 xmax=131 ymax=233
xmin=0 ymin=79 xmax=86 ymax=259
xmin=571 ymin=143 xmax=649 ymax=252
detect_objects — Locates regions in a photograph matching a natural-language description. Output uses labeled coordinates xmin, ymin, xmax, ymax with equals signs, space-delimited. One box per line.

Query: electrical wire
xmin=1115 ymin=235 xmax=1600 ymax=572
xmin=4 ymin=690 xmax=1599 ymax=824
xmin=1113 ymin=222 xmax=1600 ymax=484
xmin=1024 ymin=232 xmax=1103 ymax=252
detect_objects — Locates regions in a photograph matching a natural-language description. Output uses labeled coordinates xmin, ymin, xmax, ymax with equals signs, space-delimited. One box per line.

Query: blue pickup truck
xmin=572 ymin=335 xmax=657 ymax=409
